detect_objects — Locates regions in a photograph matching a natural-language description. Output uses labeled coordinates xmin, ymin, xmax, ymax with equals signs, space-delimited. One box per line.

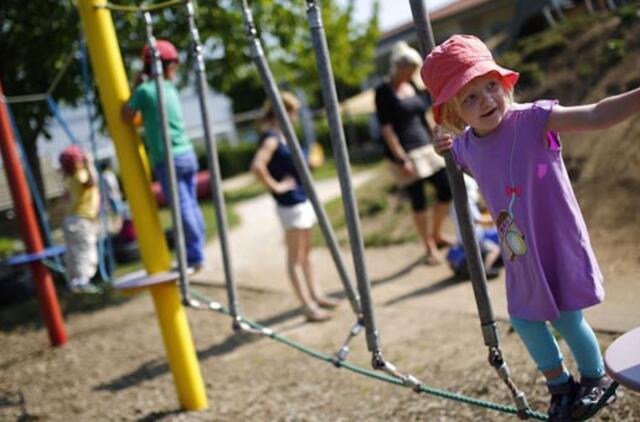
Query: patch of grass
xmin=157 ymin=200 xmax=239 ymax=240
xmin=311 ymin=165 xmax=422 ymax=248
xmin=517 ymin=30 xmax=568 ymax=62
xmin=599 ymin=38 xmax=626 ymax=66
xmin=0 ymin=237 xmax=21 ymax=260
xmin=224 ymin=182 xmax=266 ymax=203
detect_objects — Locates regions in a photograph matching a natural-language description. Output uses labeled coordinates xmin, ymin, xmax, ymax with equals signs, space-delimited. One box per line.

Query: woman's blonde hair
xmin=262 ymin=91 xmax=301 ymax=122
xmin=389 ymin=41 xmax=424 ymax=89
xmin=439 ymin=74 xmax=515 ymax=134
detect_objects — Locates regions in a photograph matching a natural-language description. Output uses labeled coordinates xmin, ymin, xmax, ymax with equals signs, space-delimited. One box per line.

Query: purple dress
xmin=451 ymin=100 xmax=604 ymax=321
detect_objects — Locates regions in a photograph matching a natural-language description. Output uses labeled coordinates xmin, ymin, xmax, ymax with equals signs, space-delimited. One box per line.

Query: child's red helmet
xmin=59 ymin=145 xmax=85 ymax=176
xmin=141 ymin=40 xmax=179 ymax=63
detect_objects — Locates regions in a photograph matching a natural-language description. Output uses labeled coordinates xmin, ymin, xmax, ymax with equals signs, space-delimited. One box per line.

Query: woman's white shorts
xmin=276 ymin=200 xmax=317 ymax=230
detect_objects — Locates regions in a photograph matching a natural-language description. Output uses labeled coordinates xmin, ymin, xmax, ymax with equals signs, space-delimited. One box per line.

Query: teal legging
xmin=510 ymin=310 xmax=604 ymax=379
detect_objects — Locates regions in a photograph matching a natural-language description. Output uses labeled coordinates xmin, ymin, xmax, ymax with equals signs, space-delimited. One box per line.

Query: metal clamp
xmin=372 ymin=351 xmax=422 ymax=392
xmin=488 ymin=347 xmax=530 ymax=419
xmin=332 ymin=319 xmax=364 ymax=366
xmin=232 ymin=316 xmax=272 ymax=336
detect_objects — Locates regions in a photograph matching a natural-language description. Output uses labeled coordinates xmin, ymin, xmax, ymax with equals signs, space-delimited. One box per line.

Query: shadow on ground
xmin=0 ymin=285 xmax=130 ymax=332
xmin=384 ymin=274 xmax=466 ymax=306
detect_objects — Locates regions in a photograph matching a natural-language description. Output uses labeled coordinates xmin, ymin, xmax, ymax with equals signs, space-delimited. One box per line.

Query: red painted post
xmin=0 ymin=82 xmax=67 ymax=346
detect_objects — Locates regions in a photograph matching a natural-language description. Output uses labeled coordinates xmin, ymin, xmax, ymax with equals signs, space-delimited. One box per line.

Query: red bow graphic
xmin=505 ymin=186 xmax=521 ymax=196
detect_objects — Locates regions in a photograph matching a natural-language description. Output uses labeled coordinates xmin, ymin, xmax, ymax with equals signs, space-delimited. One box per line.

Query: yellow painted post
xmin=77 ymin=0 xmax=208 ymax=410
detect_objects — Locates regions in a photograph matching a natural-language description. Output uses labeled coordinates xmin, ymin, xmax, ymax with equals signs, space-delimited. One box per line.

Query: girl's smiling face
xmin=457 ymin=73 xmax=508 ymax=136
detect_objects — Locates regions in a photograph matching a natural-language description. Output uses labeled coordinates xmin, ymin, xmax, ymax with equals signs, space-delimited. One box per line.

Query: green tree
xmin=0 ymin=0 xmax=84 ymax=197
xmin=0 ymin=0 xmax=378 ymax=194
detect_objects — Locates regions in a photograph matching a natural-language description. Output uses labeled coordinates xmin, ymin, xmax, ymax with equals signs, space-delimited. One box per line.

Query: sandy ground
xmin=1 ymin=170 xmax=639 ymax=421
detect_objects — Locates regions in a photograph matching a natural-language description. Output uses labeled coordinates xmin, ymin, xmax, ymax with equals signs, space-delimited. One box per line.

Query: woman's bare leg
xmin=432 ymin=201 xmax=455 ymax=246
xmin=412 ymin=210 xmax=441 ymax=263
xmin=285 ymin=229 xmax=315 ymax=308
xmin=301 ymin=229 xmax=338 ymax=308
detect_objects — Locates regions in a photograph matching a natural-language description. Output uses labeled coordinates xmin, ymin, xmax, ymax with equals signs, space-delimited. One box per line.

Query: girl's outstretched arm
xmin=546 ymin=87 xmax=640 ymax=133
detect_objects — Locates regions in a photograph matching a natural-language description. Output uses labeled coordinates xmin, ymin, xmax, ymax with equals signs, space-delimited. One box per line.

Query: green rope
xmin=189 ymin=290 xmax=548 ymax=420
xmin=96 ymin=0 xmax=186 ymax=13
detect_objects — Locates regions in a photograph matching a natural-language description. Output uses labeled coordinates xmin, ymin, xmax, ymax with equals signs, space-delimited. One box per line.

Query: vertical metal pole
xmin=409 ymin=0 xmax=498 ymax=350
xmin=240 ymin=0 xmax=361 ymax=316
xmin=77 ymin=0 xmax=207 ymax=410
xmin=0 ymin=84 xmax=68 ymax=347
xmin=305 ymin=0 xmax=379 ymax=352
xmin=143 ymin=12 xmax=190 ymax=301
xmin=408 ymin=1 xmax=530 ymax=417
xmin=185 ymin=1 xmax=241 ymax=323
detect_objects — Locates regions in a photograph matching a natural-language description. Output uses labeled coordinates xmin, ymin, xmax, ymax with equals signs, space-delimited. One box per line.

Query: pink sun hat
xmin=421 ymin=34 xmax=519 ymax=124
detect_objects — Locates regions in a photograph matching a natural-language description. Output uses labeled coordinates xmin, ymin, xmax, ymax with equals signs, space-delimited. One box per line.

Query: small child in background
xmin=422 ymin=34 xmax=633 ymax=420
xmin=448 ymin=174 xmax=501 ymax=279
xmin=99 ymin=160 xmax=124 ymax=235
xmin=59 ymin=145 xmax=100 ymax=293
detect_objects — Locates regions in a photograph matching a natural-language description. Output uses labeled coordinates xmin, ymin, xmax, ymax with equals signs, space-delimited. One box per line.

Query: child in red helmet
xmin=59 ymin=145 xmax=100 ymax=293
xmin=121 ymin=40 xmax=205 ymax=272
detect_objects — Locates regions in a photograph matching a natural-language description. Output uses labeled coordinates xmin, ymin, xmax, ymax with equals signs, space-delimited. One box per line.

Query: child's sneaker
xmin=571 ymin=375 xmax=617 ymax=420
xmin=547 ymin=376 xmax=579 ymax=422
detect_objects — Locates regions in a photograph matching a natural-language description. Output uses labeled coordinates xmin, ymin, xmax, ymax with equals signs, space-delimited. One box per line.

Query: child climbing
xmin=121 ymin=39 xmax=205 ymax=272
xmin=59 ymin=145 xmax=100 ymax=293
xmin=421 ymin=34 xmax=636 ymax=420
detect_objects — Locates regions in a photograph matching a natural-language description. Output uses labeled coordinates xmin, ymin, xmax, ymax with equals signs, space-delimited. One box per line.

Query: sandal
xmin=434 ymin=235 xmax=456 ymax=249
xmin=315 ymin=296 xmax=339 ymax=309
xmin=424 ymin=252 xmax=442 ymax=266
xmin=303 ymin=306 xmax=331 ymax=323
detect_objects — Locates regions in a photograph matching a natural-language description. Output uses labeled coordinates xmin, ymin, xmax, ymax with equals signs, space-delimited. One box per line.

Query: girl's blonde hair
xmin=439 ymin=73 xmax=515 ymax=134
xmin=389 ymin=41 xmax=425 ymax=89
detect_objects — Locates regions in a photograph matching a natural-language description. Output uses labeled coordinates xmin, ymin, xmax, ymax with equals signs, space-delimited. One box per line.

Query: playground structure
xmin=0 ymin=0 xmax=638 ymax=419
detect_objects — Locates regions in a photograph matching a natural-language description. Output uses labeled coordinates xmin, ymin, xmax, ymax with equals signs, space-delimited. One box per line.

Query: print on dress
xmin=497 ymin=210 xmax=527 ymax=261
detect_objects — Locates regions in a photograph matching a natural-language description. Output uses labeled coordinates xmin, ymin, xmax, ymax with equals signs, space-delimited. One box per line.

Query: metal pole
xmin=304 ymin=0 xmax=379 ymax=352
xmin=143 ymin=12 xmax=190 ymax=301
xmin=185 ymin=1 xmax=241 ymax=323
xmin=408 ymin=1 xmax=529 ymax=417
xmin=240 ymin=0 xmax=361 ymax=317
xmin=408 ymin=0 xmax=497 ymax=349
xmin=0 ymin=83 xmax=68 ymax=347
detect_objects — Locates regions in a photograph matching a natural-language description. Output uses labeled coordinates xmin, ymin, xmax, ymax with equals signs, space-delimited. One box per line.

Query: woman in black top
xmin=375 ymin=41 xmax=453 ymax=264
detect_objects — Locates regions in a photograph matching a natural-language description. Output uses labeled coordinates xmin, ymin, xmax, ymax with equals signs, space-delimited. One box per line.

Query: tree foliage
xmin=0 ymin=0 xmax=378 ymax=189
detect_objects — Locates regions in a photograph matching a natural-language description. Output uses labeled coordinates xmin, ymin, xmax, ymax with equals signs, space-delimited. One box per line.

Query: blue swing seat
xmin=3 ymin=245 xmax=66 ymax=266
xmin=113 ymin=269 xmax=180 ymax=291
xmin=604 ymin=326 xmax=640 ymax=392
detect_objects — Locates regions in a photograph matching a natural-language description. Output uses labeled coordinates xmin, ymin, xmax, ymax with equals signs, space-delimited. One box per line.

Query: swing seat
xmin=604 ymin=326 xmax=640 ymax=392
xmin=113 ymin=269 xmax=180 ymax=292
xmin=3 ymin=245 xmax=66 ymax=266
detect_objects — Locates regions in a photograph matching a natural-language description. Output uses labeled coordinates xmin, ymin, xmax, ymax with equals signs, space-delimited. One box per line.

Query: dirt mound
xmin=514 ymin=12 xmax=640 ymax=268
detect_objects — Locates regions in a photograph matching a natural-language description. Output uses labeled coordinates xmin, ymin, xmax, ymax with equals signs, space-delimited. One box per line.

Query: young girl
xmin=251 ymin=92 xmax=338 ymax=322
xmin=59 ymin=145 xmax=100 ymax=293
xmin=422 ymin=35 xmax=632 ymax=421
